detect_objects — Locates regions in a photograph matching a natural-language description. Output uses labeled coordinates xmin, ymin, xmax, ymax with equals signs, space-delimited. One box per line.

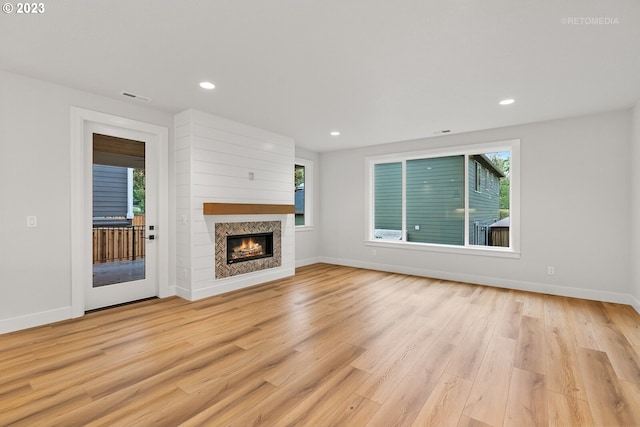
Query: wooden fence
xmin=132 ymin=215 xmax=145 ymax=226
xmin=490 ymin=228 xmax=509 ymax=247
xmin=93 ymin=225 xmax=145 ymax=264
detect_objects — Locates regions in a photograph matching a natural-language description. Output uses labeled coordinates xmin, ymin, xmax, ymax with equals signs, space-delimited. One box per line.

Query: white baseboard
xmin=159 ymin=285 xmax=177 ymax=299
xmin=631 ymin=295 xmax=640 ymax=315
xmin=0 ymin=306 xmax=72 ymax=335
xmin=5 ymin=264 xmax=636 ymax=335
xmin=295 ymin=257 xmax=323 ymax=268
xmin=175 ymin=285 xmax=192 ymax=300
xmin=188 ymin=267 xmax=295 ymax=301
xmin=319 ymin=257 xmax=634 ymax=306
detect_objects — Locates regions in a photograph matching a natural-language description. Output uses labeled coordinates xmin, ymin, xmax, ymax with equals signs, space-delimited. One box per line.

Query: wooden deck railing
xmin=131 ymin=215 xmax=145 ymax=227
xmin=93 ymin=226 xmax=145 ymax=263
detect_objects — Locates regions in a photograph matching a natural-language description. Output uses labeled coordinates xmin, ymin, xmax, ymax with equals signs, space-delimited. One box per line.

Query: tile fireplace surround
xmin=214 ymin=221 xmax=282 ymax=279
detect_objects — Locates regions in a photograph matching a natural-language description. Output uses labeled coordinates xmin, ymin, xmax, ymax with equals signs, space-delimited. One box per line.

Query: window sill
xmin=364 ymin=239 xmax=520 ymax=259
xmin=295 ymin=225 xmax=315 ymax=232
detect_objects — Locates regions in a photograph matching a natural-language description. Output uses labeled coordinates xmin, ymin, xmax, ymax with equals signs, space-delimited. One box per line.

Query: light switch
xmin=27 ymin=216 xmax=37 ymax=227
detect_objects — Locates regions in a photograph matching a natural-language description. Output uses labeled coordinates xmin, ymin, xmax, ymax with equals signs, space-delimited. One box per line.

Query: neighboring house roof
xmin=490 ymin=217 xmax=510 ymax=228
xmin=471 ymin=154 xmax=506 ymax=178
xmin=374 ymin=229 xmax=403 ymax=240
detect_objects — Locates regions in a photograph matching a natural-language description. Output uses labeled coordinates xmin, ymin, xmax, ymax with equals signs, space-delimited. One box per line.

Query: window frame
xmin=365 ymin=139 xmax=520 ymax=258
xmin=294 ymin=158 xmax=314 ymax=231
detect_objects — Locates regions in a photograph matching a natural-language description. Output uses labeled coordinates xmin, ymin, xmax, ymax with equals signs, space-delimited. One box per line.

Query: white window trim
xmin=295 ymin=157 xmax=314 ymax=230
xmin=364 ymin=139 xmax=520 ymax=257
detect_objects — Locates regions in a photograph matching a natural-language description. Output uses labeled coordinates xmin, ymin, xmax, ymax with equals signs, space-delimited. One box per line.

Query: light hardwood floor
xmin=2 ymin=263 xmax=640 ymax=426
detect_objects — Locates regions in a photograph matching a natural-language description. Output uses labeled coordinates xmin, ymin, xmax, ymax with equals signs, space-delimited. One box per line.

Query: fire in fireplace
xmin=226 ymin=232 xmax=274 ymax=264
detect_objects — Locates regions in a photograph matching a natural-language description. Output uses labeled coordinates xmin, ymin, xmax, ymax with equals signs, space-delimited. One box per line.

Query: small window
xmin=295 ymin=158 xmax=314 ymax=229
xmin=475 ymin=161 xmax=483 ymax=192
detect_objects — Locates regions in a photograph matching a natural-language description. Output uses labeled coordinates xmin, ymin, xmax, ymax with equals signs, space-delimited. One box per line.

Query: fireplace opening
xmin=226 ymin=232 xmax=274 ymax=264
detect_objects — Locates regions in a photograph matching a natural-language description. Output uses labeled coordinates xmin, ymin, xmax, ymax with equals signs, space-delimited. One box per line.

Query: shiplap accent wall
xmin=174 ymin=109 xmax=295 ymax=300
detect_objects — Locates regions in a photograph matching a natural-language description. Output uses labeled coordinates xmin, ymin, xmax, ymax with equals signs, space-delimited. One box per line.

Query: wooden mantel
xmin=203 ymin=203 xmax=295 ymax=215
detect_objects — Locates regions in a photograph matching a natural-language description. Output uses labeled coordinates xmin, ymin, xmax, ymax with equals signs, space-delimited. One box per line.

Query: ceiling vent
xmin=121 ymin=91 xmax=151 ymax=102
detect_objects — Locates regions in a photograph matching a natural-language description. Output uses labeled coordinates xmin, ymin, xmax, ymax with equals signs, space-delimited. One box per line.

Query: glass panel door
xmin=92 ymin=133 xmax=146 ymax=287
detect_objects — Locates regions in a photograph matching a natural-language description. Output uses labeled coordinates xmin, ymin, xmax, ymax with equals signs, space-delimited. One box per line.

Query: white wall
xmin=0 ymin=70 xmax=173 ymax=333
xmin=631 ymin=101 xmax=640 ymax=313
xmin=294 ymin=146 xmax=322 ymax=267
xmin=319 ymin=110 xmax=633 ymax=304
xmin=2 ymin=67 xmax=635 ymax=334
xmin=174 ymin=109 xmax=295 ymax=300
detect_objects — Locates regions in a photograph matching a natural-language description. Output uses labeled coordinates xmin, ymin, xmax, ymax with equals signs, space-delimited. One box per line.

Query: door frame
xmin=70 ymin=107 xmax=170 ymax=318
xmin=85 ymin=122 xmax=157 ymax=310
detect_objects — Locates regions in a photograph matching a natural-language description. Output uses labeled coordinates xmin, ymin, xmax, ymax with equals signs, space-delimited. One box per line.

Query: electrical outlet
xmin=27 ymin=216 xmax=37 ymax=227
xmin=547 ymin=266 xmax=555 ymax=276
xmin=414 ymin=225 xmax=420 ymax=231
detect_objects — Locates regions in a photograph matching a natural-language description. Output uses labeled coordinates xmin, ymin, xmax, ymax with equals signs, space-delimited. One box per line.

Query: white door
xmin=84 ymin=122 xmax=158 ymax=310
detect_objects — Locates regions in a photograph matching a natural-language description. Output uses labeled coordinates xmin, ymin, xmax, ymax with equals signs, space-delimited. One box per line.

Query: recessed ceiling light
xmin=330 ymin=131 xmax=340 ymax=136
xmin=499 ymin=98 xmax=515 ymax=105
xmin=199 ymin=81 xmax=215 ymax=90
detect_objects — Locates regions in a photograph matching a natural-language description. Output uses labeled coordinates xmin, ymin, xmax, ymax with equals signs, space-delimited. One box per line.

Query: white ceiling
xmin=1 ymin=1 xmax=639 ymax=152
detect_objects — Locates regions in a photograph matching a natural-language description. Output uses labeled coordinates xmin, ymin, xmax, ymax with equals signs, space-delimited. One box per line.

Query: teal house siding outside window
xmin=468 ymin=155 xmax=505 ymax=245
xmin=374 ymin=162 xmax=402 ymax=238
xmin=406 ymin=156 xmax=464 ymax=245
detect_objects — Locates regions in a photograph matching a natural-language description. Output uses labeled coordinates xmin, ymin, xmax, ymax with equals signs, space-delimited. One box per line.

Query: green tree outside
xmin=487 ymin=153 xmax=510 ymax=219
xmin=133 ymin=168 xmax=145 ymax=213
xmin=295 ymin=165 xmax=304 ymax=187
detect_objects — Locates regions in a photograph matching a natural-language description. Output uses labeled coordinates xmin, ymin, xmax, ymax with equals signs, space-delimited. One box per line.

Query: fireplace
xmin=215 ymin=221 xmax=281 ymax=278
xmin=226 ymin=232 xmax=273 ymax=264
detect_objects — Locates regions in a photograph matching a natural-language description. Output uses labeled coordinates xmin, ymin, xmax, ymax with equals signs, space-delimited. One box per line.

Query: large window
xmin=367 ymin=140 xmax=519 ymax=255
